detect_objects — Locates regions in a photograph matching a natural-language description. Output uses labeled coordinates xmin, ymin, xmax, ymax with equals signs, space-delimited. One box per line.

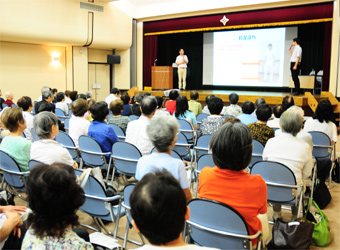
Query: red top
xmin=198 ymin=167 xmax=267 ymax=244
xmin=4 ymin=99 xmax=14 ymax=107
xmin=165 ymin=100 xmax=176 ymax=115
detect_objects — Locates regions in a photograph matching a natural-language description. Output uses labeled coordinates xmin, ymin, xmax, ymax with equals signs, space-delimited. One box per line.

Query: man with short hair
xmin=237 ymin=101 xmax=257 ymax=125
xmin=176 ymin=48 xmax=189 ymax=90
xmin=267 ymin=104 xmax=284 ymax=129
xmin=223 ymin=92 xmax=242 ymax=117
xmin=290 ymin=38 xmax=302 ymax=95
xmin=37 ymin=86 xmax=51 ymax=102
xmin=251 ymin=98 xmax=266 ymax=117
xmin=126 ymin=96 xmax=157 ymax=155
xmin=188 ymin=91 xmax=202 ymax=117
xmin=34 ymin=91 xmax=55 ymax=114
xmin=105 ymin=88 xmax=120 ymax=107
xmin=4 ymin=92 xmax=14 ymax=107
xmin=85 ymin=91 xmax=93 ymax=101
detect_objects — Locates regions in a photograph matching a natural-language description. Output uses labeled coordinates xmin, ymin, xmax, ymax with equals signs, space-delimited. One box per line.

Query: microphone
xmin=154 ymin=59 xmax=158 ymax=62
xmin=154 ymin=59 xmax=157 ymax=66
xmin=289 ymin=45 xmax=293 ymax=50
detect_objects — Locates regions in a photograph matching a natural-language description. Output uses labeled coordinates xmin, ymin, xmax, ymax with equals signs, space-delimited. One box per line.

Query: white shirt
xmin=136 ymin=245 xmax=216 ymax=250
xmin=69 ymin=116 xmax=91 ymax=147
xmin=64 ymin=97 xmax=72 ymax=104
xmin=126 ymin=116 xmax=153 ymax=156
xmin=176 ymin=55 xmax=189 ymax=68
xmin=154 ymin=109 xmax=170 ymax=116
xmin=275 ymin=129 xmax=313 ymax=151
xmin=203 ymin=105 xmax=227 ymax=115
xmin=105 ymin=94 xmax=118 ymax=107
xmin=23 ymin=111 xmax=34 ymax=141
xmin=267 ymin=117 xmax=280 ymax=128
xmin=290 ymin=44 xmax=302 ymax=63
xmin=56 ymin=102 xmax=69 ymax=115
xmin=0 ymin=213 xmax=8 ymax=248
xmin=303 ymin=118 xmax=337 ymax=143
xmin=263 ymin=132 xmax=313 ymax=187
xmin=30 ymin=139 xmax=74 ymax=166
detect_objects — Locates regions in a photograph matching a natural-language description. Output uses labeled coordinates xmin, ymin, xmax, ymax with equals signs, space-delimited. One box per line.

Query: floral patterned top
xmin=22 ymin=228 xmax=94 ymax=250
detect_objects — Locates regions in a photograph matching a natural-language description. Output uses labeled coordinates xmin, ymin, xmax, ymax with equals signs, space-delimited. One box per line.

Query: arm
xmin=183 ymin=188 xmax=192 ymax=203
xmin=0 ymin=211 xmax=23 ymax=241
xmin=293 ymin=57 xmax=300 ymax=70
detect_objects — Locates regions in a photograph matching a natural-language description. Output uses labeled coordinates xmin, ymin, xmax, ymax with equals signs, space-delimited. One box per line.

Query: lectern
xmin=151 ymin=66 xmax=173 ymax=90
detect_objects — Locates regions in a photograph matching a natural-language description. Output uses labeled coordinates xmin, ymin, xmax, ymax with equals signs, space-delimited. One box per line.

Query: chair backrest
xmin=55 ymin=108 xmax=67 ymax=122
xmin=173 ymin=132 xmax=192 ymax=158
xmin=111 ymin=141 xmax=142 ymax=176
xmin=197 ymin=113 xmax=209 ymax=123
xmin=249 ymin=139 xmax=264 ymax=167
xmin=11 ymin=104 xmax=17 ymax=108
xmin=108 ymin=114 xmax=114 ymax=121
xmin=64 ymin=118 xmax=70 ymax=130
xmin=0 ymin=150 xmax=26 ymax=190
xmin=30 ymin=128 xmax=38 ymax=141
xmin=78 ymin=135 xmax=107 ymax=167
xmin=187 ymin=198 xmax=253 ymax=249
xmin=68 ymin=109 xmax=72 ymax=118
xmin=177 ymin=119 xmax=194 ymax=141
xmin=308 ymin=131 xmax=332 ymax=158
xmin=150 ymin=147 xmax=183 ymax=161
xmin=197 ymin=154 xmax=214 ymax=172
xmin=251 ymin=161 xmax=297 ymax=203
xmin=55 ymin=131 xmax=79 ymax=161
xmin=129 ymin=115 xmax=139 ymax=121
xmin=122 ymin=184 xmax=135 ymax=224
xmin=28 ymin=159 xmax=43 ymax=169
xmin=2 ymin=103 xmax=8 ymax=108
xmin=108 ymin=123 xmax=126 ymax=141
xmin=195 ymin=134 xmax=212 ymax=158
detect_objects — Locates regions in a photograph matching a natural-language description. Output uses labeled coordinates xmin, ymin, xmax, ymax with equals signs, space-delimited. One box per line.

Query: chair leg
xmin=328 ymin=162 xmax=335 ymax=188
xmin=123 ymin=218 xmax=130 ymax=249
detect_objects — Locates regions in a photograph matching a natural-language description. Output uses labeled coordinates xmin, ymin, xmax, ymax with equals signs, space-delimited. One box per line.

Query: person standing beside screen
xmin=176 ymin=49 xmax=189 ymax=90
xmin=289 ymin=38 xmax=302 ymax=96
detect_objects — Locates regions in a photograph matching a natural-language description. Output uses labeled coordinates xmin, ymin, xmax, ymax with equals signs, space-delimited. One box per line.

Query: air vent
xmin=80 ymin=2 xmax=104 ymax=12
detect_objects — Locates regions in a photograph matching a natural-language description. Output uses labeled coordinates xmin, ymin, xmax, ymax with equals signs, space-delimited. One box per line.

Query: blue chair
xmin=185 ymin=198 xmax=262 ymax=250
xmin=194 ymin=154 xmax=214 ymax=197
xmin=11 ymin=104 xmax=17 ymax=108
xmin=0 ymin=150 xmax=30 ymax=201
xmin=74 ymin=169 xmax=124 ymax=239
xmin=108 ymin=114 xmax=114 ymax=121
xmin=2 ymin=103 xmax=8 ymax=108
xmin=64 ymin=118 xmax=70 ymax=133
xmin=249 ymin=139 xmax=264 ymax=168
xmin=55 ymin=131 xmax=80 ymax=162
xmin=250 ymin=161 xmax=304 ymax=221
xmin=28 ymin=159 xmax=43 ymax=169
xmin=68 ymin=109 xmax=72 ymax=118
xmin=30 ymin=128 xmax=38 ymax=142
xmin=194 ymin=134 xmax=212 ymax=162
xmin=150 ymin=147 xmax=183 ymax=161
xmin=196 ymin=113 xmax=209 ymax=129
xmin=173 ymin=132 xmax=194 ymax=164
xmin=55 ymin=108 xmax=68 ymax=122
xmin=108 ymin=124 xmax=126 ymax=141
xmin=177 ymin=119 xmax=195 ymax=144
xmin=129 ymin=115 xmax=139 ymax=121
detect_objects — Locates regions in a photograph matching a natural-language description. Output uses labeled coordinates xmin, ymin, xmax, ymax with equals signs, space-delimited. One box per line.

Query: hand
xmin=289 ymin=47 xmax=292 ymax=52
xmin=73 ymin=161 xmax=78 ymax=169
xmin=4 ymin=211 xmax=23 ymax=227
xmin=293 ymin=65 xmax=297 ymax=70
xmin=1 ymin=206 xmax=26 ymax=214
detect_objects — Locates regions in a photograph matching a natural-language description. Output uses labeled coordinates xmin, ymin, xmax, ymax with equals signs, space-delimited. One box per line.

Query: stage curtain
xmin=143 ymin=35 xmax=158 ymax=87
xmin=322 ymin=22 xmax=332 ymax=91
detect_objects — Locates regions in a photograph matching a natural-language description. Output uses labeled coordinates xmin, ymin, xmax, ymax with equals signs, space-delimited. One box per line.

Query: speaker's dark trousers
xmin=290 ymin=62 xmax=300 ymax=93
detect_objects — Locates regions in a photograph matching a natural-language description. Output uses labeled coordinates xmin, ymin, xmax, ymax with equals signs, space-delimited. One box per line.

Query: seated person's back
xmin=223 ymin=92 xmax=242 ymax=117
xmin=200 ymin=96 xmax=225 ymax=135
xmin=237 ymin=100 xmax=257 ymax=125
xmin=108 ymin=99 xmax=131 ymax=133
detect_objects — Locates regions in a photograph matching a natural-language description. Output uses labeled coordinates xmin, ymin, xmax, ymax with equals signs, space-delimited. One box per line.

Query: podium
xmin=151 ymin=66 xmax=173 ymax=90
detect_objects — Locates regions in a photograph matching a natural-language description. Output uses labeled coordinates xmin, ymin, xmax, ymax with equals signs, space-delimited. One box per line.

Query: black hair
xmin=313 ymin=99 xmax=335 ymax=123
xmin=174 ymin=96 xmax=189 ymax=118
xmin=121 ymin=93 xmax=131 ymax=105
xmin=37 ymin=102 xmax=53 ymax=114
xmin=134 ymin=93 xmax=144 ymax=103
xmin=155 ymin=96 xmax=163 ymax=109
xmin=190 ymin=91 xmax=199 ymax=100
xmin=90 ymin=101 xmax=109 ymax=121
xmin=256 ymin=104 xmax=272 ymax=122
xmin=56 ymin=92 xmax=65 ymax=102
xmin=140 ymin=96 xmax=157 ymax=116
xmin=130 ymin=169 xmax=187 ymax=245
xmin=17 ymin=96 xmax=33 ymax=111
xmin=293 ymin=38 xmax=301 ymax=45
xmin=70 ymin=91 xmax=78 ymax=102
xmin=144 ymin=92 xmax=152 ymax=96
xmin=242 ymin=101 xmax=255 ymax=114
xmin=282 ymin=95 xmax=294 ymax=110
xmin=255 ymin=98 xmax=266 ymax=108
xmin=205 ymin=95 xmax=215 ymax=105
xmin=169 ymin=90 xmax=179 ymax=101
xmin=110 ymin=88 xmax=120 ymax=94
xmin=228 ymin=93 xmax=239 ymax=105
xmin=273 ymin=104 xmax=284 ymax=118
xmin=77 ymin=94 xmax=87 ymax=101
xmin=52 ymin=88 xmax=58 ymax=94
xmin=207 ymin=97 xmax=224 ymax=115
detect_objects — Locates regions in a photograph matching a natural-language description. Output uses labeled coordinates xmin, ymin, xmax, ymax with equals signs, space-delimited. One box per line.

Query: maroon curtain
xmin=323 ymin=22 xmax=332 ymax=91
xmin=143 ymin=36 xmax=158 ymax=87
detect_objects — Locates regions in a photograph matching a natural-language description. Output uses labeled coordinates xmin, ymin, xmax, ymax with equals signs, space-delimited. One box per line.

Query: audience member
xmin=34 ymin=91 xmax=55 ymax=114
xmin=30 ymin=112 xmax=78 ymax=168
xmin=130 ymin=93 xmax=144 ymax=116
xmin=55 ymin=92 xmax=69 ymax=115
xmin=0 ymin=108 xmax=10 ymax=141
xmin=251 ymin=98 xmax=266 ymax=117
xmin=85 ymin=91 xmax=93 ymax=100
xmin=223 ymin=92 xmax=242 ymax=117
xmin=0 ymin=89 xmax=4 ymax=109
xmin=108 ymin=99 xmax=131 ymax=133
xmin=105 ymin=87 xmax=120 ymax=107
xmin=52 ymin=88 xmax=58 ymax=103
xmin=198 ymin=119 xmax=268 ymax=245
xmin=70 ymin=91 xmax=78 ymax=102
xmin=64 ymin=90 xmax=72 ymax=104
xmin=154 ymin=96 xmax=170 ymax=116
xmin=23 ymin=163 xmax=93 ymax=249
xmin=200 ymin=96 xmax=225 ymax=135
xmin=282 ymin=95 xmax=294 ymax=110
xmin=4 ymin=92 xmax=15 ymax=107
xmin=121 ymin=93 xmax=131 ymax=116
xmin=85 ymin=99 xmax=96 ymax=122
xmin=202 ymin=95 xmax=215 ymax=114
xmin=69 ymin=99 xmax=90 ymax=147
xmin=131 ymin=170 xmax=213 ymax=250
xmin=77 ymin=94 xmax=87 ymax=101
xmin=188 ymin=91 xmax=202 ymax=117
xmin=174 ymin=96 xmax=198 ymax=130
xmin=247 ymin=104 xmax=274 ymax=146
xmin=165 ymin=90 xmax=180 ymax=115
xmin=263 ymin=110 xmax=313 ymax=220
xmin=37 ymin=86 xmax=50 ymax=102
xmin=0 ymin=107 xmax=32 ymax=172
xmin=17 ymin=96 xmax=34 ymax=141
xmin=267 ymin=104 xmax=284 ymax=128
xmin=126 ymin=96 xmax=157 ymax=155
xmin=237 ymin=100 xmax=257 ymax=125
xmin=303 ymin=99 xmax=337 ymax=145
xmin=88 ymin=101 xmax=118 ymax=161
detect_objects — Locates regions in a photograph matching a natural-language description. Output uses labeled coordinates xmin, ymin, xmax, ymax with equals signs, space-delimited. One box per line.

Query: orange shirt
xmin=198 ymin=167 xmax=267 ymax=243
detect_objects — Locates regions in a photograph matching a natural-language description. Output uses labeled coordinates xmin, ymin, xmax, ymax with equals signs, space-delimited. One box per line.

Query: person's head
xmin=228 ymin=93 xmax=239 ymax=105
xmin=110 ymin=88 xmax=120 ymax=96
xmin=64 ymin=90 xmax=71 ymax=98
xmin=40 ymin=86 xmax=50 ymax=95
xmin=1 ymin=107 xmax=26 ymax=132
xmin=70 ymin=91 xmax=78 ymax=101
xmin=242 ymin=100 xmax=255 ymax=114
xmin=273 ymin=104 xmax=284 ymax=118
xmin=42 ymin=91 xmax=53 ymax=103
xmin=256 ymin=104 xmax=272 ymax=122
xmin=155 ymin=96 xmax=163 ymax=109
xmin=109 ymin=99 xmax=124 ymax=116
xmin=134 ymin=93 xmax=144 ymax=104
xmin=90 ymin=101 xmax=109 ymax=122
xmin=56 ymin=92 xmax=65 ymax=103
xmin=210 ymin=119 xmax=252 ymax=171
xmin=293 ymin=38 xmax=300 ymax=45
xmin=205 ymin=95 xmax=215 ymax=105
xmin=131 ymin=170 xmax=188 ymax=245
xmin=144 ymin=92 xmax=152 ymax=97
xmin=268 ymin=43 xmax=272 ymax=49
xmin=208 ymin=96 xmax=223 ymax=115
xmin=37 ymin=102 xmax=53 ymax=114
xmin=190 ymin=91 xmax=199 ymax=101
xmin=85 ymin=91 xmax=93 ymax=99
xmin=280 ymin=110 xmax=303 ymax=136
xmin=88 ymin=99 xmax=96 ymax=110
xmin=282 ymin=95 xmax=294 ymax=110
xmin=71 ymin=98 xmax=88 ymax=117
xmin=52 ymin=88 xmax=58 ymax=96
xmin=179 ymin=48 xmax=184 ymax=55
xmin=77 ymin=94 xmax=87 ymax=101
xmin=147 ymin=116 xmax=179 ymax=152
xmin=4 ymin=91 xmax=13 ymax=100
xmin=313 ymin=99 xmax=335 ymax=123
xmin=121 ymin=93 xmax=131 ymax=105
xmin=255 ymin=98 xmax=266 ymax=108
xmin=26 ymin=163 xmax=85 ymax=237
xmin=223 ymin=117 xmax=241 ymax=124
xmin=287 ymin=105 xmax=304 ymax=118
xmin=169 ymin=90 xmax=179 ymax=101
xmin=175 ymin=95 xmax=189 ymax=118
xmin=17 ymin=96 xmax=33 ymax=112
xmin=33 ymin=111 xmax=59 ymax=139
xmin=140 ymin=96 xmax=157 ymax=116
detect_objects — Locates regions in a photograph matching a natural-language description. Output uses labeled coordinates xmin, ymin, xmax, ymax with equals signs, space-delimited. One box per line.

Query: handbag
xmin=313 ymin=179 xmax=331 ymax=209
xmin=331 ymin=158 xmax=339 ymax=183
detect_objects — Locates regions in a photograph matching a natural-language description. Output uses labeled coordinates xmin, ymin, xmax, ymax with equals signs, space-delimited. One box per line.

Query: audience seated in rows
xmin=37 ymin=86 xmax=50 ymax=102
xmin=267 ymin=104 xmax=284 ymax=129
xmin=105 ymin=88 xmax=120 ymax=108
xmin=69 ymin=98 xmax=90 ymax=147
xmin=154 ymin=96 xmax=170 ymax=117
xmin=174 ymin=95 xmax=198 ymax=130
xmin=165 ymin=90 xmax=179 ymax=115
xmin=55 ymin=92 xmax=69 ymax=115
xmin=4 ymin=92 xmax=15 ymax=108
xmin=200 ymin=96 xmax=225 ymax=135
xmin=223 ymin=92 xmax=242 ymax=117
xmin=108 ymin=99 xmax=131 ymax=133
xmin=198 ymin=119 xmax=268 ymax=245
xmin=30 ymin=112 xmax=78 ymax=168
xmin=0 ymin=107 xmax=32 ymax=172
xmin=35 ymin=91 xmax=55 ymax=114
xmin=64 ymin=90 xmax=72 ymax=104
xmin=251 ymin=98 xmax=266 ymax=118
xmin=263 ymin=110 xmax=313 ymax=220
xmin=135 ymin=116 xmax=192 ymax=203
xmin=126 ymin=96 xmax=157 ymax=155
xmin=282 ymin=95 xmax=294 ymax=110
xmin=131 ymin=93 xmax=144 ymax=116
xmin=237 ymin=100 xmax=257 ymax=125
xmin=23 ymin=163 xmax=92 ymax=249
xmin=188 ymin=91 xmax=202 ymax=117
xmin=17 ymin=96 xmax=34 ymax=141
xmin=121 ymin=93 xmax=131 ymax=116
xmin=247 ymin=104 xmax=274 ymax=146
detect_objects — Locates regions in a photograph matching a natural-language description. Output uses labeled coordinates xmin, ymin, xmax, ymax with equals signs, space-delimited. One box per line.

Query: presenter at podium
xmin=176 ymin=48 xmax=189 ymax=90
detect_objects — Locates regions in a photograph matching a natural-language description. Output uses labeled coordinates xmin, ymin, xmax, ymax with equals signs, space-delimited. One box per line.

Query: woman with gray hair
xmin=135 ymin=116 xmax=192 ymax=202
xmin=263 ymin=110 xmax=313 ymax=220
xmin=30 ymin=112 xmax=78 ymax=168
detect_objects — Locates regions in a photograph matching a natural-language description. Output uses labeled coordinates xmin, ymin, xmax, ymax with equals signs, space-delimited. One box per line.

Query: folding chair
xmin=30 ymin=128 xmax=38 ymax=142
xmin=185 ymin=198 xmax=262 ymax=250
xmin=194 ymin=154 xmax=214 ymax=197
xmin=108 ymin=124 xmax=126 ymax=141
xmin=249 ymin=139 xmax=264 ymax=168
xmin=55 ymin=131 xmax=80 ymax=162
xmin=0 ymin=150 xmax=30 ymax=201
xmin=28 ymin=159 xmax=43 ymax=169
xmin=177 ymin=119 xmax=196 ymax=145
xmin=196 ymin=113 xmax=209 ymax=129
xmin=129 ymin=115 xmax=139 ymax=121
xmin=150 ymin=147 xmax=183 ymax=161
xmin=173 ymin=132 xmax=194 ymax=165
xmin=64 ymin=118 xmax=70 ymax=133
xmin=194 ymin=134 xmax=211 ymax=165
xmin=55 ymin=108 xmax=68 ymax=122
